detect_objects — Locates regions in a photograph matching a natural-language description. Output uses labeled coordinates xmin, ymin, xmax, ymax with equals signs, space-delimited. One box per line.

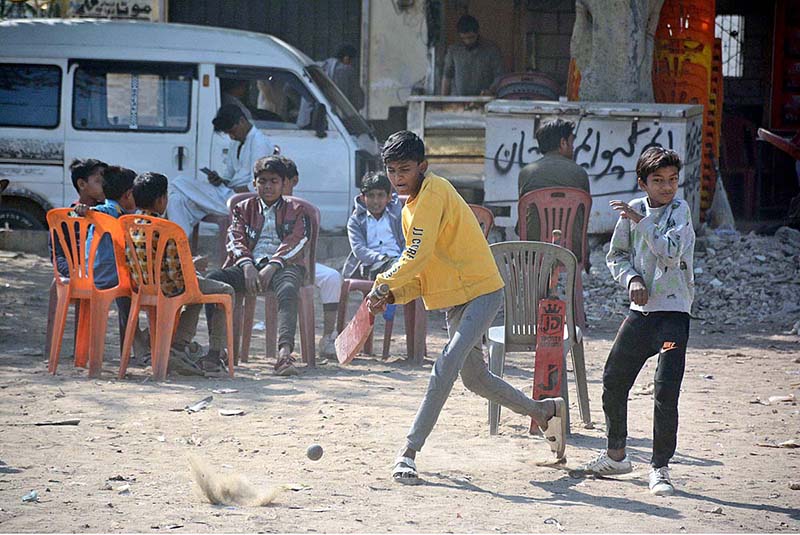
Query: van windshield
xmin=306 ymin=65 xmax=372 ymax=138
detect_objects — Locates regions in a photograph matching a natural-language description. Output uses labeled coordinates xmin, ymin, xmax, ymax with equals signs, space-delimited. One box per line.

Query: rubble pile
xmin=585 ymin=227 xmax=800 ymax=328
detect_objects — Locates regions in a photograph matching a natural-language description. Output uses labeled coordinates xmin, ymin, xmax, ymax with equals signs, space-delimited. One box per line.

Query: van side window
xmin=218 ymin=69 xmax=316 ymax=130
xmin=0 ymin=64 xmax=61 ymax=129
xmin=73 ymin=61 xmax=194 ymax=132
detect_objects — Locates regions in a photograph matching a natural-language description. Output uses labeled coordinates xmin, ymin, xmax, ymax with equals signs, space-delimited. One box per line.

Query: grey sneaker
xmin=574 ymin=451 xmax=633 ymax=476
xmin=649 ymin=466 xmax=674 ymax=496
xmin=197 ymin=351 xmax=228 ymax=378
xmin=168 ymin=349 xmax=204 ymax=376
xmin=320 ymin=332 xmax=337 ymax=357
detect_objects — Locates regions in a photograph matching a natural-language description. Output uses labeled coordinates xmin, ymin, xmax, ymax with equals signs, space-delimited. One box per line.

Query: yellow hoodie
xmin=376 ymin=172 xmax=504 ymax=310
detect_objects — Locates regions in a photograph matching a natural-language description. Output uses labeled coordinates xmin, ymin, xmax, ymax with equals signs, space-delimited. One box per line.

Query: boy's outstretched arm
xmin=375 ymin=192 xmax=444 ymax=304
xmin=636 ymin=201 xmax=695 ymax=268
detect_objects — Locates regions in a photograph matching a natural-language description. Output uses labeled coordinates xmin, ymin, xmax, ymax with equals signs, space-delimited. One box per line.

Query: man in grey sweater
xmin=574 ymin=147 xmax=695 ymax=498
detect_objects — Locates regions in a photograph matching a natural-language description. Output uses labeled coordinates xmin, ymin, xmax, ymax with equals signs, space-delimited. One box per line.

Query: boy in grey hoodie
xmin=343 ymin=172 xmax=405 ymax=281
xmin=576 ymin=147 xmax=695 ymax=497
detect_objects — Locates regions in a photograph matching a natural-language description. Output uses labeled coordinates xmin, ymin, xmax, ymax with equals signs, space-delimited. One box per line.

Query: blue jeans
xmin=405 ymin=288 xmax=550 ymax=452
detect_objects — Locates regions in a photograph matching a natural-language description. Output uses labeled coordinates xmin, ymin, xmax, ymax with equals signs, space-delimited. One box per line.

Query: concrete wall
xmin=365 ymin=1 xmax=429 ymax=121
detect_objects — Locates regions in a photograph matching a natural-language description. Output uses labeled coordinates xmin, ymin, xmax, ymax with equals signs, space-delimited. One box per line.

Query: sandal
xmin=540 ymin=397 xmax=567 ymax=460
xmin=392 ymin=456 xmax=422 ymax=485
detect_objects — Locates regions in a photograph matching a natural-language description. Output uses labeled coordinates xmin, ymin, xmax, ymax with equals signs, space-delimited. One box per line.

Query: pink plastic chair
xmin=233 ymin=194 xmax=318 ymax=368
xmin=190 ymin=213 xmax=229 ymax=263
xmin=469 ymin=204 xmax=494 ymax=238
xmin=518 ymin=187 xmax=592 ymax=328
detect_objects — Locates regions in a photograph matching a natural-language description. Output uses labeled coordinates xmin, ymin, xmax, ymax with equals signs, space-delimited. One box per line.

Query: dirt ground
xmin=0 ymin=249 xmax=799 ymax=533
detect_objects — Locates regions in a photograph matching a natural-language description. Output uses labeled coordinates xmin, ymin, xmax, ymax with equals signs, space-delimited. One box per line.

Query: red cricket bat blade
xmin=334 ymin=300 xmax=376 ymax=365
xmin=530 ymin=298 xmax=566 ymax=433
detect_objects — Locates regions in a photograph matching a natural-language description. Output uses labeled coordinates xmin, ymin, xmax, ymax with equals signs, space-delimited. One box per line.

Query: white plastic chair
xmin=487 ymin=241 xmax=591 ymax=434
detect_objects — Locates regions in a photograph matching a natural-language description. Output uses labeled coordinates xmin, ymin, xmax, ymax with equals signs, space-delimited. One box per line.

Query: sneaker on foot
xmin=197 ymin=351 xmax=228 ymax=378
xmin=274 ymin=356 xmax=299 ymax=376
xmin=168 ymin=349 xmax=204 ymax=376
xmin=320 ymin=332 xmax=337 ymax=357
xmin=574 ymin=451 xmax=633 ymax=476
xmin=649 ymin=466 xmax=674 ymax=496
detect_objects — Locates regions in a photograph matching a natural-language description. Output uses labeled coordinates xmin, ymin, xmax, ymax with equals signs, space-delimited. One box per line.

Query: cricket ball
xmin=306 ymin=444 xmax=323 ymax=461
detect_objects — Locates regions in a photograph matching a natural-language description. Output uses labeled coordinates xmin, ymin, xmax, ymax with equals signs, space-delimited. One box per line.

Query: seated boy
xmin=343 ymin=171 xmax=405 ymax=281
xmin=206 ymin=156 xmax=309 ymax=376
xmin=279 ymin=156 xmax=342 ymax=357
xmin=50 ymin=158 xmax=108 ymax=277
xmin=127 ymin=172 xmax=235 ymax=376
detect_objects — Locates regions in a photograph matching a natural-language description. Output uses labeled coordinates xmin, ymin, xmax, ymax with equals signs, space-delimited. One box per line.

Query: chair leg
xmin=47 ymin=289 xmax=72 ymax=375
xmin=298 ymin=285 xmax=316 ymax=368
xmin=575 ymin=272 xmax=586 ymax=330
xmin=405 ymin=298 xmax=427 ymax=365
xmin=44 ymin=279 xmax=57 ymax=359
xmin=74 ymin=300 xmax=91 ymax=368
xmin=153 ymin=303 xmax=180 ymax=380
xmin=382 ymin=319 xmax=394 ymax=359
xmin=190 ymin=223 xmax=199 ymax=253
xmin=118 ymin=296 xmax=142 ymax=379
xmin=241 ymin=294 xmax=256 ymax=363
xmin=222 ymin=300 xmax=235 ymax=378
xmin=87 ymin=299 xmax=113 ymax=378
xmin=232 ymin=293 xmax=243 ymax=365
xmin=487 ymin=339 xmax=505 ymax=435
xmin=560 ymin=347 xmax=572 ymax=435
xmin=570 ymin=338 xmax=592 ymax=427
xmin=336 ymin=280 xmax=350 ymax=333
xmin=264 ymin=292 xmax=278 ymax=361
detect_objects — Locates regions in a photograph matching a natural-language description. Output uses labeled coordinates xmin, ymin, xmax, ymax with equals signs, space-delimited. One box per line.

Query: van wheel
xmin=0 ymin=199 xmax=46 ymax=230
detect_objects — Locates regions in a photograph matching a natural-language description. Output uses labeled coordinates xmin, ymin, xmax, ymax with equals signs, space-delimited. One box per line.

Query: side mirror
xmin=311 ymin=102 xmax=328 ymax=138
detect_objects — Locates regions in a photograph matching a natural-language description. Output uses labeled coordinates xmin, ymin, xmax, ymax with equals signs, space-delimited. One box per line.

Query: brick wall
xmin=524 ymin=0 xmax=576 ymax=92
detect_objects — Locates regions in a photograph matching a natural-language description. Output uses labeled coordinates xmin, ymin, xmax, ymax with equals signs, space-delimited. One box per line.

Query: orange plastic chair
xmin=235 ymin=195 xmax=318 ymax=368
xmin=518 ymin=187 xmax=592 ymax=328
xmin=117 ymin=214 xmax=235 ymax=380
xmin=469 ymin=203 xmax=494 ymax=238
xmin=46 ymin=208 xmax=131 ymax=378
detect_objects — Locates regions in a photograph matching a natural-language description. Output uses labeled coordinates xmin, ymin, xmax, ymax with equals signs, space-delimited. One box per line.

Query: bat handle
xmin=369 ymin=283 xmax=390 ymax=300
xmin=551 ymin=229 xmax=562 ymax=245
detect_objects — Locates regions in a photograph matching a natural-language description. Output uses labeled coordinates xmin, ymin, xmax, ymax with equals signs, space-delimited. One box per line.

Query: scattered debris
xmin=700 ymin=506 xmax=724 ymax=515
xmin=789 ymin=482 xmax=800 ymax=490
xmin=156 ymin=435 xmax=166 ymax=442
xmin=544 ymin=517 xmax=565 ymax=531
xmin=756 ymin=439 xmax=800 ymax=449
xmin=185 ymin=396 xmax=213 ymax=413
xmin=212 ymin=389 xmax=238 ymax=394
xmin=116 ymin=484 xmax=131 ymax=494
xmin=767 ymin=395 xmax=796 ymax=404
xmin=218 ymin=409 xmax=245 ymax=417
xmin=21 ymin=490 xmax=38 ymax=503
xmin=587 ymin=231 xmax=800 ymax=330
xmin=3 ymin=418 xmax=80 ymax=427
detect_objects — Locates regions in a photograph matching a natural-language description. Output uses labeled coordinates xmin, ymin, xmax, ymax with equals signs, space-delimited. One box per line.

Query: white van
xmin=0 ymin=19 xmax=379 ymax=232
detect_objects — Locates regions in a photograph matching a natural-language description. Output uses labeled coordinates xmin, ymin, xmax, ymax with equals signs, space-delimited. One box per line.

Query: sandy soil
xmin=0 ymin=250 xmax=798 ymax=533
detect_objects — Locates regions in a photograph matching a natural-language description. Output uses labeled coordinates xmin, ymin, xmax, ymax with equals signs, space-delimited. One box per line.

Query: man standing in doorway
xmin=168 ymin=104 xmax=273 ymax=237
xmin=441 ymin=15 xmax=503 ymax=96
xmin=321 ymin=44 xmax=365 ymax=110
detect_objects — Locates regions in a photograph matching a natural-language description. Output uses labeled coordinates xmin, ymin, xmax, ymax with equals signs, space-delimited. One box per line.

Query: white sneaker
xmin=574 ymin=451 xmax=633 ymax=476
xmin=320 ymin=332 xmax=337 ymax=357
xmin=649 ymin=466 xmax=674 ymax=496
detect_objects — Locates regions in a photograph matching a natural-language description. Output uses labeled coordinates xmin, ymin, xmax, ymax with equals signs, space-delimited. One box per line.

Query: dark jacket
xmin=223 ymin=195 xmax=308 ymax=271
xmin=342 ymin=192 xmax=405 ymax=278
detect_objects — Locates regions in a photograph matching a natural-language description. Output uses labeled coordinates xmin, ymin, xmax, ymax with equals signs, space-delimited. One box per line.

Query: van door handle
xmin=176 ymin=146 xmax=186 ymax=171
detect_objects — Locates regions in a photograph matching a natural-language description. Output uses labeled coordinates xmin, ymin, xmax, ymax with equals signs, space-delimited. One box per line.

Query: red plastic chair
xmin=117 ymin=214 xmax=235 ymax=380
xmin=234 ymin=195 xmax=318 ymax=368
xmin=190 ymin=213 xmax=229 ymax=263
xmin=518 ymin=187 xmax=592 ymax=328
xmin=46 ymin=208 xmax=131 ymax=378
xmin=469 ymin=204 xmax=494 ymax=238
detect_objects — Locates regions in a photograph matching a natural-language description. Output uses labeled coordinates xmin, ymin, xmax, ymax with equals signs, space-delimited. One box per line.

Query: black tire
xmin=0 ymin=200 xmax=46 ymax=230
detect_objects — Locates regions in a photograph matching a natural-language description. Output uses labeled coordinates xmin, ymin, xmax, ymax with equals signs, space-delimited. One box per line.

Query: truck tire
xmin=0 ymin=198 xmax=46 ymax=230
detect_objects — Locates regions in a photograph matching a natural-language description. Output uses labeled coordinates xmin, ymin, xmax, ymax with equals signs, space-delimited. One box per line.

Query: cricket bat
xmin=335 ymin=283 xmax=390 ymax=365
xmin=530 ymin=230 xmax=567 ymax=433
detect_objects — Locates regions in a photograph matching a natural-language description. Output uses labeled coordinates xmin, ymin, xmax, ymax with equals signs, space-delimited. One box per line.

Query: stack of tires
xmin=653 ymin=0 xmax=722 ymax=221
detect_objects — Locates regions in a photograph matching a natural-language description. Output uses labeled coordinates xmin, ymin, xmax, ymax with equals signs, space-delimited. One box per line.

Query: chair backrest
xmin=285 ymin=195 xmax=320 ymax=285
xmin=469 ymin=204 xmax=494 ymax=238
xmin=490 ymin=241 xmax=578 ymax=350
xmin=517 ymin=187 xmax=592 ymax=267
xmin=226 ymin=191 xmax=257 ymax=212
xmin=46 ymin=208 xmax=130 ymax=292
xmin=119 ymin=214 xmax=200 ymax=299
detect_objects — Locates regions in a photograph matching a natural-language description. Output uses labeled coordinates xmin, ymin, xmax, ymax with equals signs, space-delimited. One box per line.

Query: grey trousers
xmin=174 ymin=276 xmax=234 ymax=353
xmin=405 ymin=288 xmax=551 ymax=452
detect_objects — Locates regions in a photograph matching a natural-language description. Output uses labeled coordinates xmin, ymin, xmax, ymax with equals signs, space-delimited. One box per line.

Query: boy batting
xmin=367 ymin=131 xmax=567 ymax=485
xmin=575 ymin=146 xmax=695 ymax=496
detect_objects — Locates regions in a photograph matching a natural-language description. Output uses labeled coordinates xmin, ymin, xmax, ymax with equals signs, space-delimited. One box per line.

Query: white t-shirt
xmin=366 ymin=212 xmax=402 ymax=261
